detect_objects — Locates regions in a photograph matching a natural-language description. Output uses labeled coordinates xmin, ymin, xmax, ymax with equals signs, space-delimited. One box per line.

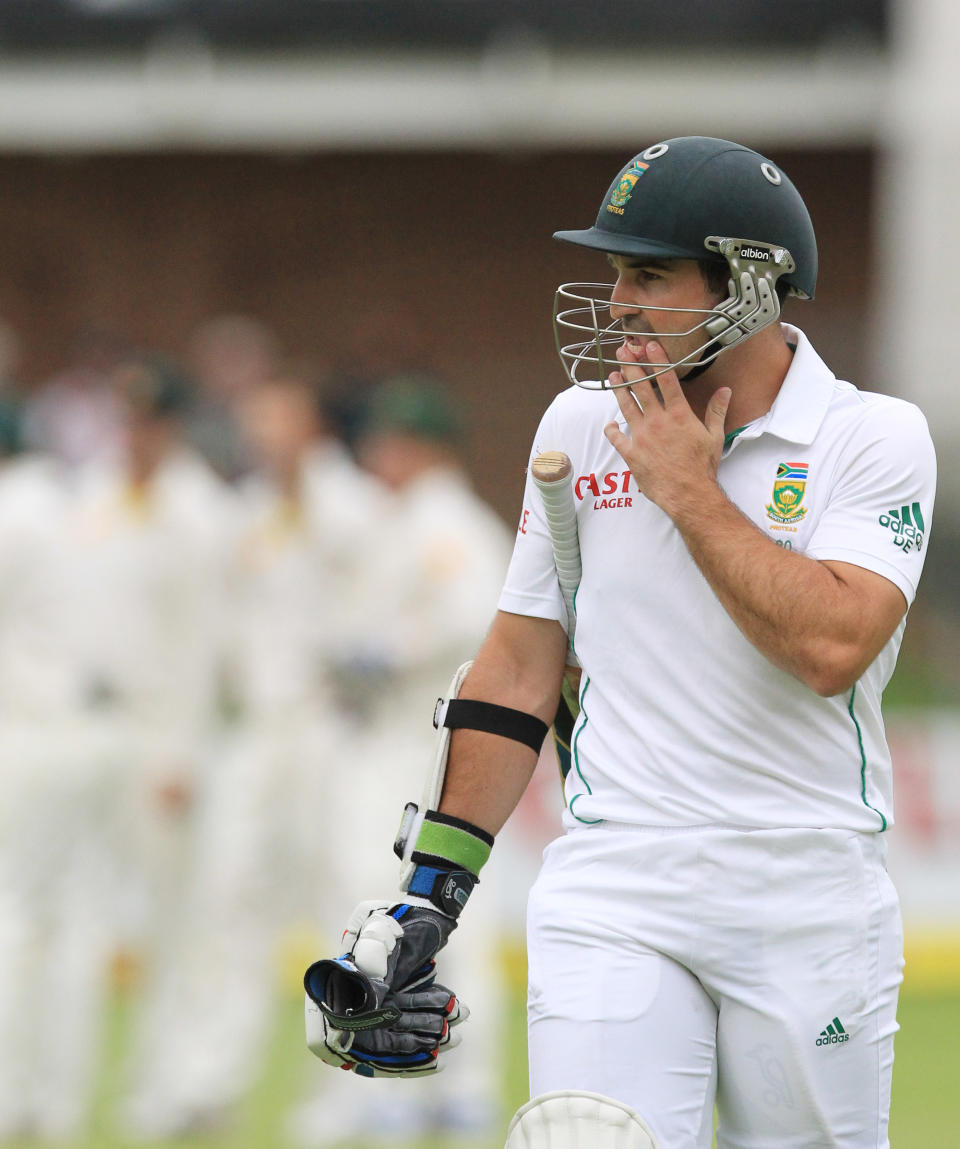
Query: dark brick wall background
xmin=0 ymin=147 xmax=873 ymax=521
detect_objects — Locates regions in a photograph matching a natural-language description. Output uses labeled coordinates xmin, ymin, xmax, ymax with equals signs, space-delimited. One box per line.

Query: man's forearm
xmin=667 ymin=481 xmax=879 ymax=694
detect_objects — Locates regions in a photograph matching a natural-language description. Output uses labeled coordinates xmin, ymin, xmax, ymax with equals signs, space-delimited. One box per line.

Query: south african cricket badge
xmin=605 ymin=160 xmax=649 ymax=215
xmin=766 ymin=462 xmax=809 ymax=524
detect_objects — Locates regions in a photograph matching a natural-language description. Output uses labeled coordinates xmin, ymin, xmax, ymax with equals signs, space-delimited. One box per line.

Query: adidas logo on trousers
xmin=816 ymin=1017 xmax=849 ymax=1047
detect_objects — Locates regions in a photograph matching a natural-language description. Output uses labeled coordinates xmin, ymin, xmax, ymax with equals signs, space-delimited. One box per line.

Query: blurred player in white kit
xmin=121 ymin=365 xmax=384 ymax=1138
xmin=61 ymin=356 xmax=239 ymax=1135
xmin=0 ymin=406 xmax=120 ymax=1140
xmin=304 ymin=139 xmax=936 ymax=1149
xmin=69 ymin=356 xmax=238 ymax=947
xmin=293 ymin=374 xmax=514 ymax=1147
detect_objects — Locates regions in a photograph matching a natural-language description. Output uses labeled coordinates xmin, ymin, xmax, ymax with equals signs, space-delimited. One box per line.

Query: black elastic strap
xmin=435 ymin=697 xmax=548 ymax=754
xmin=679 ymin=342 xmax=720 ymax=382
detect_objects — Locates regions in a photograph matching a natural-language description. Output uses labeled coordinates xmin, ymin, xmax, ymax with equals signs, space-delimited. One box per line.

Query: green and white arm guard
xmin=393 ymin=661 xmax=549 ymax=919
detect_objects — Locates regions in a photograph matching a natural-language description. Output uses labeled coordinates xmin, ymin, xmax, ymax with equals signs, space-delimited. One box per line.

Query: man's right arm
xmin=438 ymin=609 xmax=569 ymax=837
xmin=304 ymin=609 xmax=568 ymax=1077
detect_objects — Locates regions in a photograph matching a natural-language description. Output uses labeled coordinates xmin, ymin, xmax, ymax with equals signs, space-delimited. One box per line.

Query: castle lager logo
xmin=766 ymin=462 xmax=809 ymax=524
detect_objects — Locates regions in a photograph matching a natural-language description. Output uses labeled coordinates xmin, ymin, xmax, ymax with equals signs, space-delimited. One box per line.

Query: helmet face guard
xmin=554 ymin=237 xmax=798 ymax=390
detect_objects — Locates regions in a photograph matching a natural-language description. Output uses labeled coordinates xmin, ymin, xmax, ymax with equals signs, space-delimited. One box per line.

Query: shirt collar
xmin=726 ymin=323 xmax=837 ymax=451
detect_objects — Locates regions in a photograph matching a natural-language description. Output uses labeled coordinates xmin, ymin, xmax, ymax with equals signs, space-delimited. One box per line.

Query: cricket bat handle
xmin=531 ymin=451 xmax=581 ymax=666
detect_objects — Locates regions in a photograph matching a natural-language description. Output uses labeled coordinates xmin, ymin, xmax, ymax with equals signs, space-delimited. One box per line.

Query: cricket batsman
xmin=303 ymin=137 xmax=936 ymax=1148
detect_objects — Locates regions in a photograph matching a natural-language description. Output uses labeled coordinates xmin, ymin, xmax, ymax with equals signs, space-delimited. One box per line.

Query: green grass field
xmin=888 ymin=991 xmax=960 ymax=1147
xmin=15 ymin=961 xmax=959 ymax=1149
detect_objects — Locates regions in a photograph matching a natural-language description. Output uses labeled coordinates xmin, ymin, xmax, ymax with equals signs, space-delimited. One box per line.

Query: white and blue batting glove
xmin=304 ymin=901 xmax=467 ymax=1078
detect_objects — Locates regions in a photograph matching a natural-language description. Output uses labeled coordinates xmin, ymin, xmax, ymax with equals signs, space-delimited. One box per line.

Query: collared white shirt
xmin=499 ymin=325 xmax=936 ymax=832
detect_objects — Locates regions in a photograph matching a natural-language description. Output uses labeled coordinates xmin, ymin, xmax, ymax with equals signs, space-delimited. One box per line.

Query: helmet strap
xmin=678 ymin=347 xmax=721 ymax=382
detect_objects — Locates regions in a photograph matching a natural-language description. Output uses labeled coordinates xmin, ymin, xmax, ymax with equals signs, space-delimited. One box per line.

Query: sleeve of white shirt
xmin=497 ymin=400 xmax=569 ymax=624
xmin=804 ymin=396 xmax=936 ymax=606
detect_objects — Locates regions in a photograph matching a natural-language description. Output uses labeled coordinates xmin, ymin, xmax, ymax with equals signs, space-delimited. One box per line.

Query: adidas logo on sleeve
xmin=816 ymin=1017 xmax=849 ymax=1047
xmin=878 ymin=503 xmax=925 ymax=553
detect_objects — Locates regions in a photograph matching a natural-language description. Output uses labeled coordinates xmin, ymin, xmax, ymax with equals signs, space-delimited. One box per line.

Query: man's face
xmin=122 ymin=407 xmax=178 ymax=471
xmin=239 ymin=382 xmax=318 ymax=472
xmin=606 ymin=255 xmax=726 ymax=380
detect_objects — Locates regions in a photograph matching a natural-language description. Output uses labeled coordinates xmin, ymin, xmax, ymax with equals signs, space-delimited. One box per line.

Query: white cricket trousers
xmin=526 ymin=825 xmax=903 ymax=1149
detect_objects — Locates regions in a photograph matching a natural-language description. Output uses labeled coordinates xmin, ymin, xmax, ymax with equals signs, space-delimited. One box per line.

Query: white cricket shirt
xmin=499 ymin=325 xmax=936 ymax=832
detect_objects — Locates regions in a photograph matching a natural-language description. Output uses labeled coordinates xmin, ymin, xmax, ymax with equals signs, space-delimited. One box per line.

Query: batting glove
xmin=304 ymin=900 xmax=464 ymax=1078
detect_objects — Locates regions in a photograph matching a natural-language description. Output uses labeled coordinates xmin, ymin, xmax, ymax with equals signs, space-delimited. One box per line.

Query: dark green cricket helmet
xmin=555 ymin=136 xmax=817 ymax=301
xmin=552 ymin=137 xmax=818 ymax=389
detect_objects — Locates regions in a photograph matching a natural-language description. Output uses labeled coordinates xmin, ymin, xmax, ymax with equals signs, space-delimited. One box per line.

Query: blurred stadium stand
xmin=0 ymin=1 xmax=889 ymax=52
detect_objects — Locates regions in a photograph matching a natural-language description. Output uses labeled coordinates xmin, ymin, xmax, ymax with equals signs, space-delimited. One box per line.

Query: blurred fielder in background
xmin=64 ymin=356 xmax=239 ymax=1136
xmin=120 ymin=363 xmax=380 ymax=1139
xmin=0 ymin=403 xmax=116 ymax=1141
xmin=305 ymin=137 xmax=936 ymax=1149
xmin=296 ymin=375 xmax=514 ymax=1147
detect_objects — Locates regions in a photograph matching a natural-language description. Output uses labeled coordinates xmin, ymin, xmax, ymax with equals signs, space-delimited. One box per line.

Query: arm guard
xmin=393 ymin=661 xmax=548 ymax=918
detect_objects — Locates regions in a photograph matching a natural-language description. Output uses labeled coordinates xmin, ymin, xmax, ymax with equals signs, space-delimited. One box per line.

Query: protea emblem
xmin=607 ymin=161 xmax=650 ymax=213
xmin=766 ymin=462 xmax=809 ymax=524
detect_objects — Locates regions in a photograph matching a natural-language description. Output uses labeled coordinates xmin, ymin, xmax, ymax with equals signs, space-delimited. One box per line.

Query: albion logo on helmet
xmin=739 ymin=245 xmax=770 ymax=261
